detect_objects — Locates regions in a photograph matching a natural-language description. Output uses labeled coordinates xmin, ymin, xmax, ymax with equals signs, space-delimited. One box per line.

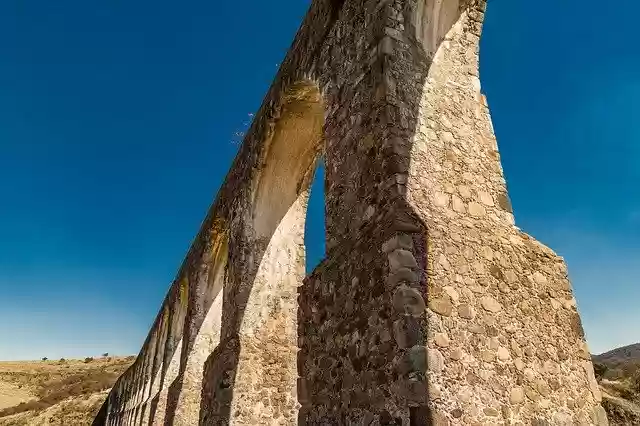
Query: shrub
xmin=632 ymin=371 xmax=640 ymax=394
xmin=41 ymin=357 xmax=48 ymax=361
xmin=84 ymin=357 xmax=94 ymax=364
xmin=593 ymin=362 xmax=607 ymax=380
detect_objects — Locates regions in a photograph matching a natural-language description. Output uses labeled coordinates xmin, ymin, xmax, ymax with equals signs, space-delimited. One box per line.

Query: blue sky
xmin=0 ymin=0 xmax=637 ymax=360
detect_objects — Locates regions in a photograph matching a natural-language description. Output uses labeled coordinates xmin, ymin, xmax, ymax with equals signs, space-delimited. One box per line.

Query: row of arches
xmin=105 ymin=83 xmax=329 ymax=425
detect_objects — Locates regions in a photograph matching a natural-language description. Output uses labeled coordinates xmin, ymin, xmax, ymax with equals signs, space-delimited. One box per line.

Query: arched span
xmin=253 ymin=82 xmax=324 ymax=240
xmin=224 ymin=81 xmax=325 ymax=423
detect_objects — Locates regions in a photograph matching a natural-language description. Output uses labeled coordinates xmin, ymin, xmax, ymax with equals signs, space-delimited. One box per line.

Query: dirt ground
xmin=0 ymin=382 xmax=33 ymax=411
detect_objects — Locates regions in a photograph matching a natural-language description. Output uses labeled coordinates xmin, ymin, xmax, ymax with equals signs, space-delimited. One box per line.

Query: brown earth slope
xmin=0 ymin=356 xmax=133 ymax=426
xmin=593 ymin=343 xmax=640 ymax=425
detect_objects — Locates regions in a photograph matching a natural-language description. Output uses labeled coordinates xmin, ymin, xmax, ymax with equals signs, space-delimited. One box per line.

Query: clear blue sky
xmin=0 ymin=0 xmax=637 ymax=360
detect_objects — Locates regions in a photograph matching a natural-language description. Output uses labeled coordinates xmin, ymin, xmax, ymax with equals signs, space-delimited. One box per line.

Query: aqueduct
xmin=95 ymin=0 xmax=608 ymax=424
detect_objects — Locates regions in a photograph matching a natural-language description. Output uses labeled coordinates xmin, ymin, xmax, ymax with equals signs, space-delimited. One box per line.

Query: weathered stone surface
xmin=497 ymin=346 xmax=510 ymax=361
xmin=481 ymin=296 xmax=502 ymax=312
xmin=468 ymin=202 xmax=486 ymax=217
xmin=593 ymin=405 xmax=609 ymax=426
xmin=457 ymin=304 xmax=476 ymax=319
xmin=434 ymin=333 xmax=450 ymax=348
xmin=383 ymin=234 xmax=414 ymax=253
xmin=510 ymin=387 xmax=525 ymax=404
xmin=393 ymin=285 xmax=426 ymax=317
xmin=429 ymin=298 xmax=454 ymax=316
xmin=429 ymin=348 xmax=446 ymax=373
xmin=483 ymin=407 xmax=499 ymax=417
xmin=96 ymin=0 xmax=607 ymax=424
xmin=387 ymin=267 xmax=419 ymax=287
xmin=388 ymin=249 xmax=419 ymax=271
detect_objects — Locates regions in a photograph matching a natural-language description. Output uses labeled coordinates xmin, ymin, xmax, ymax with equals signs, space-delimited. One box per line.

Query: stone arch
xmin=221 ymin=81 xmax=325 ymax=423
xmin=151 ymin=282 xmax=188 ymax=425
xmin=252 ymin=81 xmax=324 ymax=241
xmin=173 ymin=233 xmax=229 ymax=424
xmin=246 ymin=80 xmax=325 ymax=334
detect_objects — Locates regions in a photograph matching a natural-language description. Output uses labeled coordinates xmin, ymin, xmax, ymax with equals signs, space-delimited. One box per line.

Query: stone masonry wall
xmin=94 ymin=0 xmax=608 ymax=425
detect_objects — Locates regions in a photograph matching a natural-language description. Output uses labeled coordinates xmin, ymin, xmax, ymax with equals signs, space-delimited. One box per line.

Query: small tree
xmin=102 ymin=352 xmax=109 ymax=357
xmin=41 ymin=357 xmax=48 ymax=361
xmin=84 ymin=357 xmax=94 ymax=363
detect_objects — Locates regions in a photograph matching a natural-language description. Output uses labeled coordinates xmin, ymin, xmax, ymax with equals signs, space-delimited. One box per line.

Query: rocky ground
xmin=600 ymin=384 xmax=640 ymax=425
xmin=0 ymin=356 xmax=133 ymax=425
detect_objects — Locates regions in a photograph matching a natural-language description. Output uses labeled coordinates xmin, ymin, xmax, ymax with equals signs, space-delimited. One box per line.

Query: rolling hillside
xmin=0 ymin=356 xmax=133 ymax=426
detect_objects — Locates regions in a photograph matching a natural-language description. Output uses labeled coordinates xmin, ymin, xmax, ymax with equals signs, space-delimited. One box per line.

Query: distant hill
xmin=595 ymin=343 xmax=640 ymax=367
xmin=0 ymin=356 xmax=134 ymax=426
xmin=592 ymin=343 xmax=640 ymax=425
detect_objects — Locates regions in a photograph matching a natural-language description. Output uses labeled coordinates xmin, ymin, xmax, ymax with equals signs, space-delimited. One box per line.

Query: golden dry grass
xmin=0 ymin=356 xmax=134 ymax=426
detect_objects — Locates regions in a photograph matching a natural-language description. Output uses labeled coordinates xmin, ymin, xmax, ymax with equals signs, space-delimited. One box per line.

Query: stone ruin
xmin=94 ymin=0 xmax=608 ymax=424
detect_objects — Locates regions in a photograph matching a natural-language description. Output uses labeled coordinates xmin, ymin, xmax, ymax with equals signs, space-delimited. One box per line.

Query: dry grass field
xmin=0 ymin=356 xmax=133 ymax=426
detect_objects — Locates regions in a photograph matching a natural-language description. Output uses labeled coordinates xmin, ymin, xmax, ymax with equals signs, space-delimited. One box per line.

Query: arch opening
xmin=248 ymin=81 xmax=325 ymax=328
xmin=230 ymin=82 xmax=325 ymax=420
xmin=253 ymin=83 xmax=324 ymax=241
xmin=174 ymin=236 xmax=228 ymax=424
xmin=304 ymin=159 xmax=326 ymax=273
